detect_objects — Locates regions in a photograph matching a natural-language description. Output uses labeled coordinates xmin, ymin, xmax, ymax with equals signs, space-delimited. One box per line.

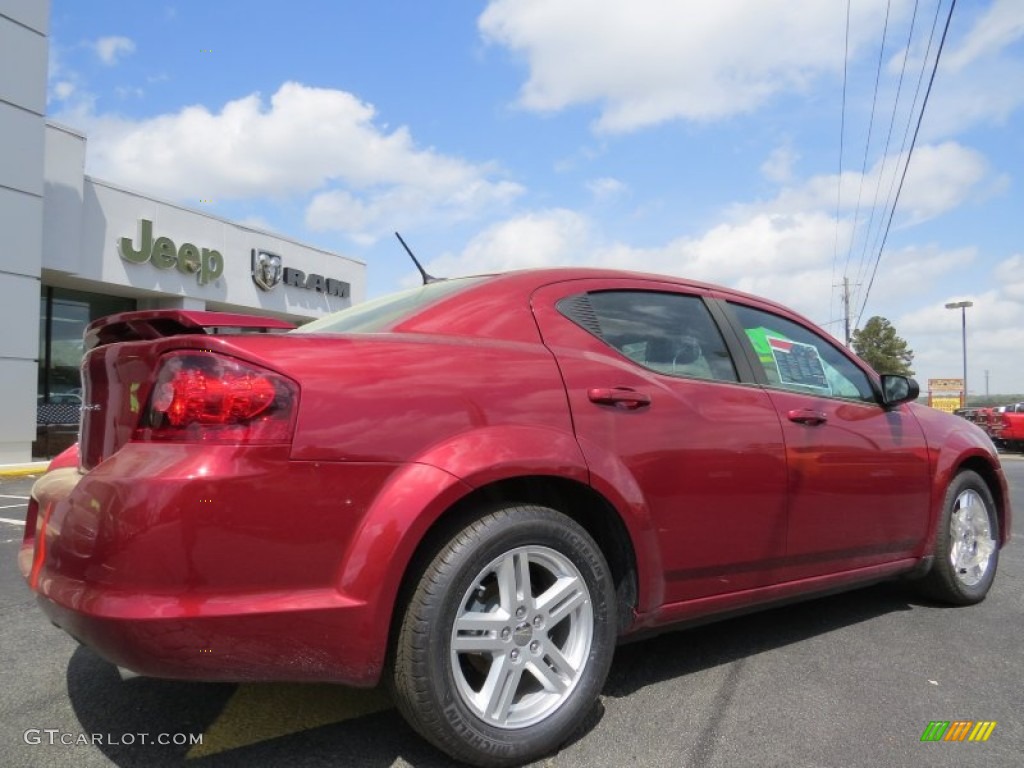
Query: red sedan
xmin=22 ymin=268 xmax=1010 ymax=766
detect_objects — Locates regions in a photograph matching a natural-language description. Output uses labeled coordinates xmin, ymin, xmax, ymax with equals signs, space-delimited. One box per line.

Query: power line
xmin=851 ymin=0 xmax=920 ymax=296
xmin=830 ymin=0 xmax=853 ymax=330
xmin=855 ymin=0 xmax=944 ymax=300
xmin=856 ymin=0 xmax=958 ymax=328
xmin=842 ymin=0 xmax=893 ymax=280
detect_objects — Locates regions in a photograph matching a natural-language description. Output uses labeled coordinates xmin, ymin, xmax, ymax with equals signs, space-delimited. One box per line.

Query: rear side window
xmin=729 ymin=302 xmax=876 ymax=402
xmin=558 ymin=291 xmax=738 ymax=382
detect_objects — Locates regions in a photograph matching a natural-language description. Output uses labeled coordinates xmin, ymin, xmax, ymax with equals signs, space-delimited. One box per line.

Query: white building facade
xmin=0 ymin=1 xmax=365 ymax=462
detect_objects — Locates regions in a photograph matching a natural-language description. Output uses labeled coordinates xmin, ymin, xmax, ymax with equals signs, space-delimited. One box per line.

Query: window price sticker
xmin=767 ymin=337 xmax=831 ymax=393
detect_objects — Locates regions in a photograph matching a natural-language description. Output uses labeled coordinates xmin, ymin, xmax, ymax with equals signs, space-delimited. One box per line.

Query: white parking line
xmin=0 ymin=494 xmax=31 ymax=500
xmin=0 ymin=517 xmax=26 ymax=526
xmin=0 ymin=504 xmax=27 ymax=510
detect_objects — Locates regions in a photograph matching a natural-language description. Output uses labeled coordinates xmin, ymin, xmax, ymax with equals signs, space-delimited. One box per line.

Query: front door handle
xmin=787 ymin=409 xmax=827 ymax=426
xmin=588 ymin=387 xmax=651 ymax=410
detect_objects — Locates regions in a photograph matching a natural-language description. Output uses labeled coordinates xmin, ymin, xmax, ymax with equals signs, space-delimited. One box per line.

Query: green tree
xmin=851 ymin=316 xmax=915 ymax=376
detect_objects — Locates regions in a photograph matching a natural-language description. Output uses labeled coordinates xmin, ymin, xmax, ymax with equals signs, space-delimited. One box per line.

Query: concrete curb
xmin=0 ymin=462 xmax=49 ymax=478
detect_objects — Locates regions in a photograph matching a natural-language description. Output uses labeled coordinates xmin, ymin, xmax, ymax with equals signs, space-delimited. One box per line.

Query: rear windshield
xmin=293 ymin=277 xmax=485 ymax=334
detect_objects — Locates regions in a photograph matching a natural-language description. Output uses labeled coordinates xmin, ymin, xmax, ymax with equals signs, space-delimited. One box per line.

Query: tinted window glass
xmin=559 ymin=291 xmax=738 ymax=382
xmin=295 ymin=278 xmax=484 ymax=334
xmin=730 ymin=303 xmax=876 ymax=401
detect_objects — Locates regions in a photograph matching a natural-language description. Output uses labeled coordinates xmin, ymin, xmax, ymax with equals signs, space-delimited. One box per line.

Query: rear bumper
xmin=32 ymin=589 xmax=379 ymax=684
xmin=20 ymin=444 xmax=404 ymax=686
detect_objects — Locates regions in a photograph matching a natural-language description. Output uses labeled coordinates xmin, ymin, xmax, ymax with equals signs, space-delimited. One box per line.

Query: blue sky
xmin=47 ymin=0 xmax=1024 ymax=395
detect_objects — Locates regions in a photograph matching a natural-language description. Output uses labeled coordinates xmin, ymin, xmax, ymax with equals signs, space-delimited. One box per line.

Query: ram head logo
xmin=252 ymin=249 xmax=283 ymax=291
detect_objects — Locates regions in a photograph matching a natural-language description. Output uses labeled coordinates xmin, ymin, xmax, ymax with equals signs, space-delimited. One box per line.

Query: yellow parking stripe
xmin=187 ymin=683 xmax=392 ymax=759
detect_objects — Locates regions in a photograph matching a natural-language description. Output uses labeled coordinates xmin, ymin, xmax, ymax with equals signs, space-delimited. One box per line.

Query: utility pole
xmin=843 ymin=277 xmax=851 ymax=346
xmin=836 ymin=277 xmax=858 ymax=346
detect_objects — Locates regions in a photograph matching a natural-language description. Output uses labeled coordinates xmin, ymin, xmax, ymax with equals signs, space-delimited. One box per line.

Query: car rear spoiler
xmin=84 ymin=310 xmax=296 ymax=351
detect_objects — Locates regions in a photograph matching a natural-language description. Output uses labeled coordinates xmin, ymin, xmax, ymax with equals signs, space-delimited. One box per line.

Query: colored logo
xmin=920 ymin=721 xmax=996 ymax=742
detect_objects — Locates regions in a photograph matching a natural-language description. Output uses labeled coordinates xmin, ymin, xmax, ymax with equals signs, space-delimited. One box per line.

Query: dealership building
xmin=0 ymin=1 xmax=365 ymax=463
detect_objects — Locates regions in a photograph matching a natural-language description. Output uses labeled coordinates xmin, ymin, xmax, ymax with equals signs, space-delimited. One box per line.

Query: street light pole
xmin=945 ymin=301 xmax=974 ymax=407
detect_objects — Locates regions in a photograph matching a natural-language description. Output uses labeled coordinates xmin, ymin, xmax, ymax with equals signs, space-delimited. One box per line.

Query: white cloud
xmin=895 ymin=279 xmax=1024 ymax=393
xmin=761 ymin=147 xmax=798 ymax=183
xmin=596 ymin=212 xmax=850 ymax=326
xmin=995 ymin=254 xmax=1024 ymax=301
xmin=926 ymin=58 xmax=1024 ymax=138
xmin=47 ymin=45 xmax=83 ymax=106
xmin=850 ymin=245 xmax=976 ymax=320
xmin=479 ymin=0 xmax=906 ymax=132
xmin=305 ymin=174 xmax=522 ymax=242
xmin=426 ymin=202 xmax=989 ymax=353
xmin=898 ymin=143 xmax=996 ymax=223
xmin=944 ymin=0 xmax=1024 ymax=73
xmin=428 ymin=208 xmax=849 ymax=328
xmin=739 ymin=142 xmax=991 ymax=227
xmin=426 ymin=209 xmax=591 ymax=277
xmin=425 ymin=199 xmax=1018 ymax=385
xmin=919 ymin=0 xmax=1024 ymax=137
xmin=586 ymin=177 xmax=627 ymax=202
xmin=114 ymin=86 xmax=145 ymax=100
xmin=235 ymin=215 xmax=273 ymax=231
xmin=62 ymin=82 xmax=523 ymax=241
xmin=93 ymin=36 xmax=136 ymax=66
xmin=52 ymin=81 xmax=75 ymax=101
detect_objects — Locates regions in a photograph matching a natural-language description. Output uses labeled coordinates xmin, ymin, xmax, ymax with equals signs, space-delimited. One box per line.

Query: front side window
xmin=558 ymin=291 xmax=738 ymax=382
xmin=729 ymin=303 xmax=876 ymax=402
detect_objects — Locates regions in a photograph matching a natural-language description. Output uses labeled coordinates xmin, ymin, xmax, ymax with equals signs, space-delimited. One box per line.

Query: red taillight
xmin=135 ymin=352 xmax=297 ymax=443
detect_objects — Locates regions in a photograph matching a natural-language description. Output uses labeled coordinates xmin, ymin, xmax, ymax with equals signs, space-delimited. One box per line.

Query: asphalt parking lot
xmin=1 ymin=459 xmax=1022 ymax=768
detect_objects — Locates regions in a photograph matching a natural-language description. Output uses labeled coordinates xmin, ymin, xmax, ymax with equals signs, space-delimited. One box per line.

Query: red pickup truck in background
xmin=954 ymin=404 xmax=1024 ymax=452
xmin=991 ymin=403 xmax=1024 ymax=452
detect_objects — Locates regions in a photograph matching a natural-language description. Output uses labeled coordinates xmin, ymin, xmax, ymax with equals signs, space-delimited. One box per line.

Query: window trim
xmin=705 ymin=298 xmax=759 ymax=384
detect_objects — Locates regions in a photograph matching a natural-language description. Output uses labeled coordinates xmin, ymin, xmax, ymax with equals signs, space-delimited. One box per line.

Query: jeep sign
xmin=119 ymin=219 xmax=223 ymax=286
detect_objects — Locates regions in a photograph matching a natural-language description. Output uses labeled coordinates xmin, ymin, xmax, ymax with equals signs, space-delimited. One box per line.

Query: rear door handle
xmin=787 ymin=409 xmax=827 ymax=426
xmin=588 ymin=387 xmax=651 ymax=410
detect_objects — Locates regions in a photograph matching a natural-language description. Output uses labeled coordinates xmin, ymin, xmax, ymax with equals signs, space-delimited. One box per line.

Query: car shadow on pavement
xmin=65 ymin=582 xmax=920 ymax=768
xmin=66 ymin=647 xmax=481 ymax=767
xmin=604 ymin=581 xmax=920 ymax=698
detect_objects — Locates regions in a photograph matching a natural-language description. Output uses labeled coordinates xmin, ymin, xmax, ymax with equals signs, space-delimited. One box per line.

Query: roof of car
xmin=468 ymin=267 xmax=801 ymax=319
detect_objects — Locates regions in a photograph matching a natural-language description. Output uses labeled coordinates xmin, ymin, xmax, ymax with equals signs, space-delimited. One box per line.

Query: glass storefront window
xmin=38 ymin=287 xmax=136 ymax=405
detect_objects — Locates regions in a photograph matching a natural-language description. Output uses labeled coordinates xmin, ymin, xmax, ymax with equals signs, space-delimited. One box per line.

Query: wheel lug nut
xmin=533 ymin=616 xmax=542 ymax=628
xmin=510 ymin=649 xmax=519 ymax=660
xmin=530 ymin=641 xmax=539 ymax=652
xmin=501 ymin=627 xmax=511 ymax=640
xmin=516 ymin=606 xmax=526 ymax=618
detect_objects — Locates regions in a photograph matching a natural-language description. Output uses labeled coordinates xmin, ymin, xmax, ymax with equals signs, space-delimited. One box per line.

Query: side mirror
xmin=880 ymin=375 xmax=920 ymax=407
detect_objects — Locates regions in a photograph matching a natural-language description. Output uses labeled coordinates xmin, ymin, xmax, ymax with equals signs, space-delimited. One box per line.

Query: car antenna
xmin=395 ymin=231 xmax=444 ymax=285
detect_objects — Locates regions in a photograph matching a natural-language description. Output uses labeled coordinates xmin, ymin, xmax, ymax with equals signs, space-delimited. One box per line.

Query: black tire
xmin=918 ymin=470 xmax=1000 ymax=605
xmin=390 ymin=504 xmax=616 ymax=767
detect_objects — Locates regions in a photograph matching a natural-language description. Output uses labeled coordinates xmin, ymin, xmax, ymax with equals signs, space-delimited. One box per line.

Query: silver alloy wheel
xmin=949 ymin=488 xmax=996 ymax=587
xmin=450 ymin=545 xmax=594 ymax=729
